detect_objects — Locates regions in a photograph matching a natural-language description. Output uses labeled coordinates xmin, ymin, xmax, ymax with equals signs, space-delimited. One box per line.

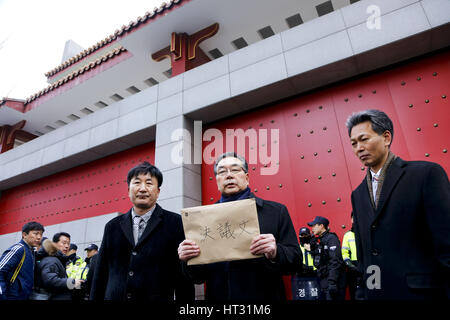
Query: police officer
xmin=308 ymin=216 xmax=345 ymax=300
xmin=298 ymin=227 xmax=316 ymax=277
xmin=66 ymin=244 xmax=87 ymax=280
xmin=66 ymin=244 xmax=87 ymax=300
xmin=83 ymin=244 xmax=98 ymax=299
xmin=342 ymin=214 xmax=363 ymax=300
xmin=290 ymin=227 xmax=322 ymax=300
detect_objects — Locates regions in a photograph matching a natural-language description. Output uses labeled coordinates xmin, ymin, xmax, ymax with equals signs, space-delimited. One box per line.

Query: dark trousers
xmin=320 ymin=272 xmax=346 ymax=301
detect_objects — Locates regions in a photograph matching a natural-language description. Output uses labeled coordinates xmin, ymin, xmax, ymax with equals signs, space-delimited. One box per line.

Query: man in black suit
xmin=178 ymin=152 xmax=301 ymax=300
xmin=90 ymin=162 xmax=194 ymax=301
xmin=346 ymin=109 xmax=450 ymax=300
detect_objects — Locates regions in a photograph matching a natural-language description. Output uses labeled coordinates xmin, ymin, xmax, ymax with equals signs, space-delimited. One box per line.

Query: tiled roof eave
xmin=25 ymin=47 xmax=128 ymax=105
xmin=45 ymin=0 xmax=184 ymax=78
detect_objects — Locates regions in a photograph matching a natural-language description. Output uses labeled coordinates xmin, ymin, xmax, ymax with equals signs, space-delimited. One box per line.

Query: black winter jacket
xmin=313 ymin=231 xmax=345 ymax=289
xmin=37 ymin=252 xmax=72 ymax=300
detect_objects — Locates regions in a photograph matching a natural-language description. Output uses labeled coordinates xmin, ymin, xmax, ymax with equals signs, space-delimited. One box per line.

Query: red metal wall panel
xmin=331 ymin=73 xmax=412 ymax=190
xmin=201 ymin=50 xmax=449 ymax=242
xmin=201 ymin=50 xmax=449 ymax=299
xmin=0 ymin=49 xmax=447 ymax=263
xmin=385 ymin=54 xmax=450 ymax=169
xmin=0 ymin=142 xmax=155 ymax=235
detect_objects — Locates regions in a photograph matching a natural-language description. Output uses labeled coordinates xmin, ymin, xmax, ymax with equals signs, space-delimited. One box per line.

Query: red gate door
xmin=200 ymin=50 xmax=449 ymax=299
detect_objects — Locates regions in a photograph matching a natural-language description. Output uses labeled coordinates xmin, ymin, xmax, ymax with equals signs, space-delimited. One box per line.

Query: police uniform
xmin=66 ymin=256 xmax=88 ymax=280
xmin=66 ymin=255 xmax=88 ymax=300
xmin=342 ymin=230 xmax=357 ymax=262
xmin=291 ymin=227 xmax=321 ymax=300
xmin=308 ymin=216 xmax=346 ymax=300
xmin=300 ymin=245 xmax=316 ymax=273
xmin=298 ymin=227 xmax=316 ymax=276
xmin=342 ymin=229 xmax=363 ymax=300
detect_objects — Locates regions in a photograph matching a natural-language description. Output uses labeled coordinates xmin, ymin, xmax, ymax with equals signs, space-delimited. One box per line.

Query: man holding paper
xmin=178 ymin=152 xmax=301 ymax=300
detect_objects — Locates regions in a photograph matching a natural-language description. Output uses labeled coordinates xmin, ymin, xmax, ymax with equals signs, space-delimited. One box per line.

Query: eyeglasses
xmin=216 ymin=167 xmax=245 ymax=176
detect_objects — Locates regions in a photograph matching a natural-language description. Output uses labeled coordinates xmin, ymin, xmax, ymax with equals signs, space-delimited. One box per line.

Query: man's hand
xmin=67 ymin=278 xmax=85 ymax=290
xmin=178 ymin=239 xmax=200 ymax=262
xmin=74 ymin=279 xmax=84 ymax=290
xmin=304 ymin=243 xmax=311 ymax=251
xmin=250 ymin=234 xmax=277 ymax=260
xmin=345 ymin=259 xmax=359 ymax=273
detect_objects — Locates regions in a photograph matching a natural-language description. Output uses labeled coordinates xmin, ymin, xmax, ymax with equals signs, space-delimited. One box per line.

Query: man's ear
xmin=383 ymin=130 xmax=392 ymax=147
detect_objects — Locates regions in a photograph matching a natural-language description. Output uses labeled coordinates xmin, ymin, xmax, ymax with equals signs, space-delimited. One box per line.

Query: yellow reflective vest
xmin=66 ymin=257 xmax=88 ymax=280
xmin=300 ymin=245 xmax=316 ymax=270
xmin=341 ymin=231 xmax=358 ymax=262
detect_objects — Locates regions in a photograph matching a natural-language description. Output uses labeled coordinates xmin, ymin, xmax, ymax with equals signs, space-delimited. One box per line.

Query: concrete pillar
xmin=154 ymin=115 xmax=202 ymax=215
xmin=154 ymin=114 xmax=205 ymax=299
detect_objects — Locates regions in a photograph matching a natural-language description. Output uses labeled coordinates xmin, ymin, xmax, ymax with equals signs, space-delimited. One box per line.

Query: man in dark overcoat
xmin=90 ymin=162 xmax=194 ymax=301
xmin=178 ymin=152 xmax=301 ymax=300
xmin=346 ymin=109 xmax=450 ymax=299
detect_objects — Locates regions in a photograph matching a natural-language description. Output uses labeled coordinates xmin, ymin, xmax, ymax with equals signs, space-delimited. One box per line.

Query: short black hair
xmin=127 ymin=161 xmax=163 ymax=188
xmin=345 ymin=109 xmax=394 ymax=146
xmin=22 ymin=221 xmax=44 ymax=234
xmin=213 ymin=152 xmax=249 ymax=175
xmin=53 ymin=232 xmax=71 ymax=243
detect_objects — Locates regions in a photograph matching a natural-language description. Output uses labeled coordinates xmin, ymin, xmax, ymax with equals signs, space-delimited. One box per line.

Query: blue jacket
xmin=0 ymin=239 xmax=35 ymax=300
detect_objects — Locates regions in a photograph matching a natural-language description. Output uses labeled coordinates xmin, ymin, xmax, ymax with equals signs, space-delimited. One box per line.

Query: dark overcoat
xmin=351 ymin=157 xmax=450 ymax=299
xmin=183 ymin=195 xmax=302 ymax=300
xmin=90 ymin=204 xmax=194 ymax=301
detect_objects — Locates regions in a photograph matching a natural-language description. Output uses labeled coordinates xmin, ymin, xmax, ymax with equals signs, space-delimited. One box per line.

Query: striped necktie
xmin=134 ymin=216 xmax=146 ymax=243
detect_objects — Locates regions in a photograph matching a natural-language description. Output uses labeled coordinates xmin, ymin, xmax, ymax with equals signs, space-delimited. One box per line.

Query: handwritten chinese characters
xmin=181 ymin=198 xmax=260 ymax=265
xmin=200 ymin=219 xmax=255 ymax=242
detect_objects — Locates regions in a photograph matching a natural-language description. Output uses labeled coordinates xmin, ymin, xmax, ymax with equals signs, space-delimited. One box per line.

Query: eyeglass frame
xmin=215 ymin=166 xmax=247 ymax=177
xmin=213 ymin=153 xmax=249 ymax=176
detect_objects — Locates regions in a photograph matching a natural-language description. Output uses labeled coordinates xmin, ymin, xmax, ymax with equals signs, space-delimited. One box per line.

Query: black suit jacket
xmin=90 ymin=204 xmax=194 ymax=301
xmin=351 ymin=157 xmax=450 ymax=299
